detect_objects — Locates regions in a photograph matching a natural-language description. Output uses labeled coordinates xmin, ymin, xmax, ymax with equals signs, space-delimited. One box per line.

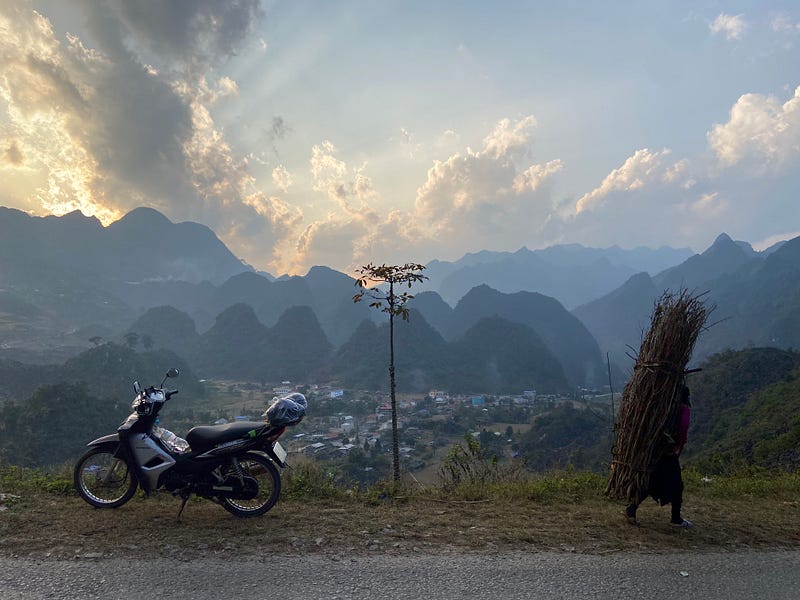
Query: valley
xmin=2 ymin=207 xmax=800 ymax=480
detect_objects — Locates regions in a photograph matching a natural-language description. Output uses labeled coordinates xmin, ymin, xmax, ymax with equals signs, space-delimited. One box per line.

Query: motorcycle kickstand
xmin=176 ymin=490 xmax=191 ymax=522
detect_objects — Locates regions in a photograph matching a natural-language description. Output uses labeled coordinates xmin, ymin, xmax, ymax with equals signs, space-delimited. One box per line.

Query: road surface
xmin=2 ymin=550 xmax=798 ymax=599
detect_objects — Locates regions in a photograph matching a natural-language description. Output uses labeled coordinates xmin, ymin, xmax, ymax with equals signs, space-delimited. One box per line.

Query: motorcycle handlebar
xmin=165 ymin=389 xmax=179 ymax=400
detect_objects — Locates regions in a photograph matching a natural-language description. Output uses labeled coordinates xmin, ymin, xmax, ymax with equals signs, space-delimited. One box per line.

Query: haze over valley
xmin=0 ymin=205 xmax=797 ymax=390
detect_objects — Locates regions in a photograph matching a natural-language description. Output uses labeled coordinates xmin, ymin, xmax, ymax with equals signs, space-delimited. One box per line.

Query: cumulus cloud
xmin=575 ymin=149 xmax=685 ymax=214
xmin=562 ymin=85 xmax=800 ymax=251
xmin=710 ymin=13 xmax=747 ymax=40
xmin=390 ymin=118 xmax=561 ymax=259
xmin=289 ymin=116 xmax=565 ymax=272
xmin=513 ymin=161 xmax=565 ymax=194
xmin=411 ymin=117 xmax=560 ymax=247
xmin=482 ymin=116 xmax=536 ymax=159
xmin=289 ymin=140 xmax=386 ymax=271
xmin=707 ymin=86 xmax=800 ymax=173
xmin=272 ymin=165 xmax=293 ymax=192
xmin=292 ymin=97 xmax=799 ymax=272
xmin=291 ymin=217 xmax=370 ymax=275
xmin=310 ymin=140 xmax=379 ymax=211
xmin=560 ymin=149 xmax=717 ymax=249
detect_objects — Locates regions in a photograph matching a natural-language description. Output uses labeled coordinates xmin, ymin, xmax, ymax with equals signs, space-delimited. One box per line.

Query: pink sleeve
xmin=675 ymin=404 xmax=690 ymax=452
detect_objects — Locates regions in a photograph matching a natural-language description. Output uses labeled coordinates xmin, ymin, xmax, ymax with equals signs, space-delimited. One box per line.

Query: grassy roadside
xmin=2 ymin=464 xmax=799 ymax=559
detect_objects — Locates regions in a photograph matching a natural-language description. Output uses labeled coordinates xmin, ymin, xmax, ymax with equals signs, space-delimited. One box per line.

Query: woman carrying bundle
xmin=625 ymin=384 xmax=693 ymax=528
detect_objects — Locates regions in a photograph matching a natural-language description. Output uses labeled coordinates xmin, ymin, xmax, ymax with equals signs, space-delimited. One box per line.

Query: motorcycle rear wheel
xmin=222 ymin=452 xmax=281 ymax=518
xmin=74 ymin=445 xmax=138 ymax=508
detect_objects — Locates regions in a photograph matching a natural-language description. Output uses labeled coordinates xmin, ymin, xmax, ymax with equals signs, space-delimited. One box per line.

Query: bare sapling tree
xmin=353 ymin=262 xmax=428 ymax=481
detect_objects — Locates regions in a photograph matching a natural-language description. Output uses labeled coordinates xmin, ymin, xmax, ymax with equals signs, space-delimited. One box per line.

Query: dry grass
xmin=2 ymin=472 xmax=799 ymax=559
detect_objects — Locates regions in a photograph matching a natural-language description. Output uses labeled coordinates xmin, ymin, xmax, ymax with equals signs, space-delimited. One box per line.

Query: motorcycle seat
xmin=186 ymin=421 xmax=267 ymax=450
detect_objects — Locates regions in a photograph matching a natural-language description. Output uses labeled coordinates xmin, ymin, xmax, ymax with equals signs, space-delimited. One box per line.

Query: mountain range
xmin=573 ymin=233 xmax=798 ymax=370
xmin=1 ymin=205 xmax=799 ymax=392
xmin=418 ymin=244 xmax=694 ymax=308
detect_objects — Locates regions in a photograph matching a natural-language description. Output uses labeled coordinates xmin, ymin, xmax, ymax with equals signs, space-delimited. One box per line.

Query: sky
xmin=2 ymin=0 xmax=800 ymax=276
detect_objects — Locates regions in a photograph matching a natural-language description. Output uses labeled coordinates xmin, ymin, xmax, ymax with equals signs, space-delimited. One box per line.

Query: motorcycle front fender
xmin=84 ymin=433 xmax=152 ymax=494
xmin=86 ymin=433 xmax=120 ymax=447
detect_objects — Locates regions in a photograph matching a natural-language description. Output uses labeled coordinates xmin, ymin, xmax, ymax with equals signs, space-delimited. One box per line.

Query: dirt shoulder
xmin=1 ymin=490 xmax=798 ymax=560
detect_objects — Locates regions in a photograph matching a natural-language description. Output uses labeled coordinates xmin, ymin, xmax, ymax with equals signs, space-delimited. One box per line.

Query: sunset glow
xmin=2 ymin=1 xmax=800 ymax=275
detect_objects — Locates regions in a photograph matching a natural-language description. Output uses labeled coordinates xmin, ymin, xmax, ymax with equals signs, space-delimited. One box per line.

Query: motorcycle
xmin=73 ymin=368 xmax=306 ymax=519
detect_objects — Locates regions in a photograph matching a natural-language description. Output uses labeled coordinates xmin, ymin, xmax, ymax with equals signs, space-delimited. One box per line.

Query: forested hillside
xmin=0 ymin=343 xmax=206 ymax=467
xmin=505 ymin=348 xmax=800 ymax=473
xmin=685 ymin=348 xmax=800 ymax=472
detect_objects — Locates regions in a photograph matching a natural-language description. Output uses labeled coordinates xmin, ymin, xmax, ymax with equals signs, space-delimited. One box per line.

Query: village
xmin=204 ymin=379 xmax=615 ymax=484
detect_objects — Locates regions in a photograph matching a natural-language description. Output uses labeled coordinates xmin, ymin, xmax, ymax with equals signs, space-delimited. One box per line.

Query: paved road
xmin=2 ymin=550 xmax=799 ymax=599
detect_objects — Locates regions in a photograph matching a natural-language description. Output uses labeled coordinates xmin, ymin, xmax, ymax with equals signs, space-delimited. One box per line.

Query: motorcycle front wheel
xmin=222 ymin=452 xmax=281 ymax=518
xmin=74 ymin=444 xmax=138 ymax=508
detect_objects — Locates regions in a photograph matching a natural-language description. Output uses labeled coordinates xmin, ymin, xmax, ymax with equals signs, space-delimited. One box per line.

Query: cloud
xmin=513 ymin=161 xmax=565 ymax=194
xmin=310 ymin=140 xmax=379 ymax=211
xmin=266 ymin=116 xmax=291 ymax=142
xmin=689 ymin=191 xmax=728 ymax=220
xmin=0 ymin=0 xmax=300 ymax=272
xmin=575 ymin=149 xmax=687 ymax=214
xmin=2 ymin=139 xmax=24 ymax=166
xmin=180 ymin=96 xmax=302 ymax=249
xmin=272 ymin=165 xmax=293 ymax=192
xmin=96 ymin=0 xmax=264 ymax=71
xmin=710 ymin=13 xmax=747 ymax=40
xmin=707 ymin=86 xmax=800 ymax=173
xmin=310 ymin=141 xmax=349 ymax=204
xmin=208 ymin=76 xmax=238 ymax=103
xmin=289 ymin=116 xmax=565 ymax=272
xmin=562 ymin=85 xmax=800 ymax=251
xmin=291 ymin=140 xmax=386 ymax=271
xmin=5 ymin=2 xmax=798 ymax=276
xmin=397 ymin=127 xmax=421 ymax=158
xmin=561 ymin=152 xmax=715 ymax=250
xmin=0 ymin=3 xmax=120 ymax=221
xmin=771 ymin=14 xmax=800 ymax=34
xmin=481 ymin=116 xmax=536 ymax=159
xmin=753 ymin=231 xmax=800 ymax=251
xmin=291 ymin=217 xmax=369 ymax=275
xmin=294 ymin=208 xmax=422 ymax=276
xmin=411 ymin=117 xmax=560 ymax=245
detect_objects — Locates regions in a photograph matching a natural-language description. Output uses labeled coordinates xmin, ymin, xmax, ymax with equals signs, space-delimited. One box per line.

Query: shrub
xmin=439 ymin=434 xmax=527 ymax=492
xmin=282 ymin=457 xmax=345 ymax=500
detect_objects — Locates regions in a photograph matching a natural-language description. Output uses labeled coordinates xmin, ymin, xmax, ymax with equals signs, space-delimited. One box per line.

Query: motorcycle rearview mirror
xmin=133 ymin=381 xmax=141 ymax=394
xmin=160 ymin=368 xmax=179 ymax=388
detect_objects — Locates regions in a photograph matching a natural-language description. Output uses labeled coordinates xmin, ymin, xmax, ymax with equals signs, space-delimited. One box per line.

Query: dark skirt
xmin=648 ymin=454 xmax=683 ymax=506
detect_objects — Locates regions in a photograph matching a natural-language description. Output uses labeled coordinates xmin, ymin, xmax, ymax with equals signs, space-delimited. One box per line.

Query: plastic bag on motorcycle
xmin=262 ymin=392 xmax=307 ymax=426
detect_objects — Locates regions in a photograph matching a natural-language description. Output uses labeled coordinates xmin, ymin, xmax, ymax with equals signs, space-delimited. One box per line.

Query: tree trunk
xmin=389 ymin=283 xmax=400 ymax=481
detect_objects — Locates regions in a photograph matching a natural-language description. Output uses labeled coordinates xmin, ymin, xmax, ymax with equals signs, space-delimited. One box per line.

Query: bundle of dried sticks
xmin=605 ymin=289 xmax=709 ymax=501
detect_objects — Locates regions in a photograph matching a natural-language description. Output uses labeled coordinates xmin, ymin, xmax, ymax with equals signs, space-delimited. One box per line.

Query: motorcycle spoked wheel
xmin=74 ymin=444 xmax=138 ymax=509
xmin=221 ymin=452 xmax=281 ymax=518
